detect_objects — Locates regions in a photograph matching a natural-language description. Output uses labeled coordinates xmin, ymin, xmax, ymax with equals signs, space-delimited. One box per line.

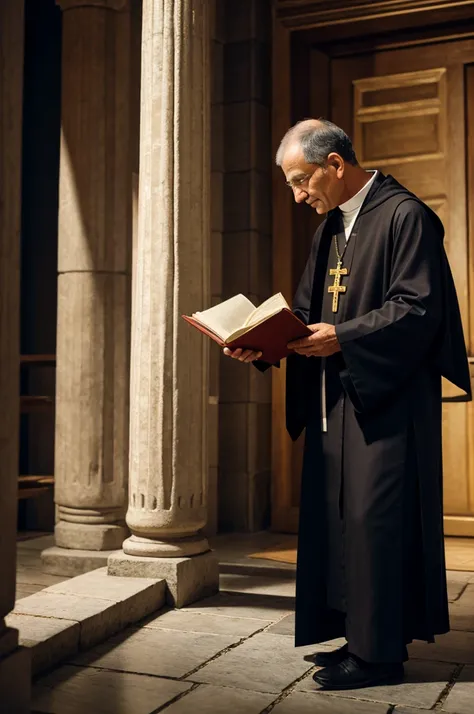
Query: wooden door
xmin=272 ymin=33 xmax=474 ymax=535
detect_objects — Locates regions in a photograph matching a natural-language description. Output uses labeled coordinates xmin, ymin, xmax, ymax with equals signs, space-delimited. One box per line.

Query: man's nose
xmin=293 ymin=186 xmax=308 ymax=204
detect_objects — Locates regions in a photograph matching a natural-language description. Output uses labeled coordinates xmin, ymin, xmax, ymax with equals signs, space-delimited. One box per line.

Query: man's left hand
xmin=288 ymin=323 xmax=341 ymax=357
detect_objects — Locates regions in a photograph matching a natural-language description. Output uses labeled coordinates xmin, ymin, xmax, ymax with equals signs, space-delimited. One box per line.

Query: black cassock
xmin=284 ymin=172 xmax=471 ymax=663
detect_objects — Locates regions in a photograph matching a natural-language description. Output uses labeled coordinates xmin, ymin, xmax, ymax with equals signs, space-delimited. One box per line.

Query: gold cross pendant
xmin=328 ymin=261 xmax=349 ymax=313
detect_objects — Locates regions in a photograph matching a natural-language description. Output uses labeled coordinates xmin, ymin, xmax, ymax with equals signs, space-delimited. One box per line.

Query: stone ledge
xmin=7 ymin=568 xmax=166 ymax=676
xmin=41 ymin=546 xmax=122 ymax=577
xmin=108 ymin=550 xmax=219 ymax=608
xmin=6 ymin=614 xmax=79 ymax=676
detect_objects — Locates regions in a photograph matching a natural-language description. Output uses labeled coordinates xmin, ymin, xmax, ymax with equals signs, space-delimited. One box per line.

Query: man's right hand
xmin=223 ymin=347 xmax=262 ymax=363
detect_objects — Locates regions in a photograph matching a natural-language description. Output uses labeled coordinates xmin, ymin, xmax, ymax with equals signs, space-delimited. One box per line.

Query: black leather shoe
xmin=313 ymin=654 xmax=404 ymax=691
xmin=304 ymin=643 xmax=348 ymax=667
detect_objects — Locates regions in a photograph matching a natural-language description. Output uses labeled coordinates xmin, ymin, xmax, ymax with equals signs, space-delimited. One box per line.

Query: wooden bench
xmin=18 ymin=476 xmax=55 ymax=500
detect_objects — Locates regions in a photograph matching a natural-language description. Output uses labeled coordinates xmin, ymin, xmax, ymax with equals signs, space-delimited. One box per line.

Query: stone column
xmin=42 ymin=0 xmax=131 ymax=576
xmin=109 ymin=0 xmax=219 ymax=607
xmin=0 ymin=1 xmax=32 ymax=709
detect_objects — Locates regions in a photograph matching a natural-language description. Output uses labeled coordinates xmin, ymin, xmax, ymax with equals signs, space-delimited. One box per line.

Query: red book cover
xmin=182 ymin=308 xmax=312 ymax=365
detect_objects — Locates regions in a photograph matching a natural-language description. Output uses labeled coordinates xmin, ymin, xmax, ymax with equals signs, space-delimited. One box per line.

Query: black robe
xmin=285 ymin=172 xmax=471 ymax=663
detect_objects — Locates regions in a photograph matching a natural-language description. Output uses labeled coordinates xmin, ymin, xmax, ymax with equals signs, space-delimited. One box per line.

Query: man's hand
xmin=288 ymin=323 xmax=340 ymax=357
xmin=223 ymin=347 xmax=263 ymax=363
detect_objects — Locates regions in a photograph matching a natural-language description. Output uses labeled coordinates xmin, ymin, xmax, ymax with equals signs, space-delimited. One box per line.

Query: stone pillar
xmin=109 ymin=0 xmax=219 ymax=607
xmin=42 ymin=0 xmax=131 ymax=576
xmin=0 ymin=1 xmax=32 ymax=710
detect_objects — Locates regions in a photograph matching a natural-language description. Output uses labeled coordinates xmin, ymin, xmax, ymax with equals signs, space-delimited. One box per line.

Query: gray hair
xmin=275 ymin=118 xmax=358 ymax=167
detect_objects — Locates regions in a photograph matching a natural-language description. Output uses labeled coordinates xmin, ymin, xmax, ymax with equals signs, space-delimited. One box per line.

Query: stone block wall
xmin=209 ymin=0 xmax=273 ymax=533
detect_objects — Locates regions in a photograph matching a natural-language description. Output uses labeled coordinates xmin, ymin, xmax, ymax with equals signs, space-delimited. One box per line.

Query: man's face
xmin=281 ymin=144 xmax=344 ymax=214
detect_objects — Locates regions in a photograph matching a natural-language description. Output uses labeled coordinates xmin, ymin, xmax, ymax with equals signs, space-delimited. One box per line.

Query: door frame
xmin=271 ymin=0 xmax=474 ymax=533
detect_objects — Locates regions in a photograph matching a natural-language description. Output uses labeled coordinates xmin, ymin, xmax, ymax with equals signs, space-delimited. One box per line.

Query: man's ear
xmin=327 ymin=152 xmax=344 ymax=174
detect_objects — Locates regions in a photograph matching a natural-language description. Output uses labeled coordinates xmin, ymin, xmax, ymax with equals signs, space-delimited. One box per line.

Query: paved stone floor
xmin=16 ymin=534 xmax=474 ymax=714
xmin=16 ymin=534 xmax=71 ymax=601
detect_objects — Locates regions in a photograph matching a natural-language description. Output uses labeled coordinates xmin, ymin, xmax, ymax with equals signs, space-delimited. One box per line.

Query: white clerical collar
xmin=339 ymin=170 xmax=378 ymax=214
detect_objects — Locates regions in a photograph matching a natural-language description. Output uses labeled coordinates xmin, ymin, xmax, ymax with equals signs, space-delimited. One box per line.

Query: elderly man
xmin=224 ymin=119 xmax=471 ymax=690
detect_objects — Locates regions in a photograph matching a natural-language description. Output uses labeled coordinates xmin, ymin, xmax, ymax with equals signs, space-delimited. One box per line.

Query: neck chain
xmin=334 ymin=220 xmax=352 ymax=264
xmin=334 ymin=233 xmax=346 ymax=264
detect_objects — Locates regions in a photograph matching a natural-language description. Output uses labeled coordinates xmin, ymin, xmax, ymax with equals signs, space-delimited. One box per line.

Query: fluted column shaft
xmin=123 ymin=0 xmax=211 ymax=558
xmin=0 ymin=1 xmax=31 ymax=709
xmin=53 ymin=0 xmax=131 ymax=551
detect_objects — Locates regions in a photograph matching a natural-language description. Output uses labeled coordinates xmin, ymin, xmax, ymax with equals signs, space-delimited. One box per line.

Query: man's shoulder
xmin=373 ymin=191 xmax=432 ymax=223
xmin=389 ymin=196 xmax=429 ymax=225
xmin=393 ymin=195 xmax=427 ymax=213
xmin=371 ymin=175 xmax=428 ymax=217
xmin=389 ymin=195 xmax=444 ymax=238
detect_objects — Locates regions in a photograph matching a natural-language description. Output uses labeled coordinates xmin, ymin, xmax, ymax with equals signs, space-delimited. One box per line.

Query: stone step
xmin=6 ymin=567 xmax=166 ymax=676
xmin=219 ymin=558 xmax=296 ymax=580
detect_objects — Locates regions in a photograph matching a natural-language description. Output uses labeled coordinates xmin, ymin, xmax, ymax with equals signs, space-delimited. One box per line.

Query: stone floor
xmin=15 ymin=533 xmax=474 ymax=714
xmin=16 ymin=533 xmax=71 ymax=600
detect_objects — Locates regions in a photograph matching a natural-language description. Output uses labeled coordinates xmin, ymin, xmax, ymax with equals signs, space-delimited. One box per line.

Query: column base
xmin=108 ymin=550 xmax=219 ymax=608
xmin=122 ymin=533 xmax=210 ymax=558
xmin=55 ymin=521 xmax=128 ymax=550
xmin=42 ymin=546 xmax=122 ymax=577
xmin=0 ymin=646 xmax=31 ymax=714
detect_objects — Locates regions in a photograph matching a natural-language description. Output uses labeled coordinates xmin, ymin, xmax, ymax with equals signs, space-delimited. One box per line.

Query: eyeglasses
xmin=285 ymin=172 xmax=314 ymax=190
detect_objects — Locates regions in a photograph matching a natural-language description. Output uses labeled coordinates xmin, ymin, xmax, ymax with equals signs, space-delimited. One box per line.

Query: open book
xmin=182 ymin=293 xmax=311 ymax=365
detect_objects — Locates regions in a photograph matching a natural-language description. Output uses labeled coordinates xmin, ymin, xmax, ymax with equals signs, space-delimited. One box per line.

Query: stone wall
xmin=207 ymin=0 xmax=225 ymax=535
xmin=210 ymin=0 xmax=273 ymax=532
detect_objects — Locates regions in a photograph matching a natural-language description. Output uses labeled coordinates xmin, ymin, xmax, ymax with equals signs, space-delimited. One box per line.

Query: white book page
xmin=242 ymin=292 xmax=290 ymax=328
xmin=193 ymin=294 xmax=256 ymax=341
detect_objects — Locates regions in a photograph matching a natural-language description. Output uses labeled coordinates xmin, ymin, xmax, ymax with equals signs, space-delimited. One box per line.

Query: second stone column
xmin=43 ymin=0 xmax=131 ymax=575
xmin=109 ymin=0 xmax=218 ymax=606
